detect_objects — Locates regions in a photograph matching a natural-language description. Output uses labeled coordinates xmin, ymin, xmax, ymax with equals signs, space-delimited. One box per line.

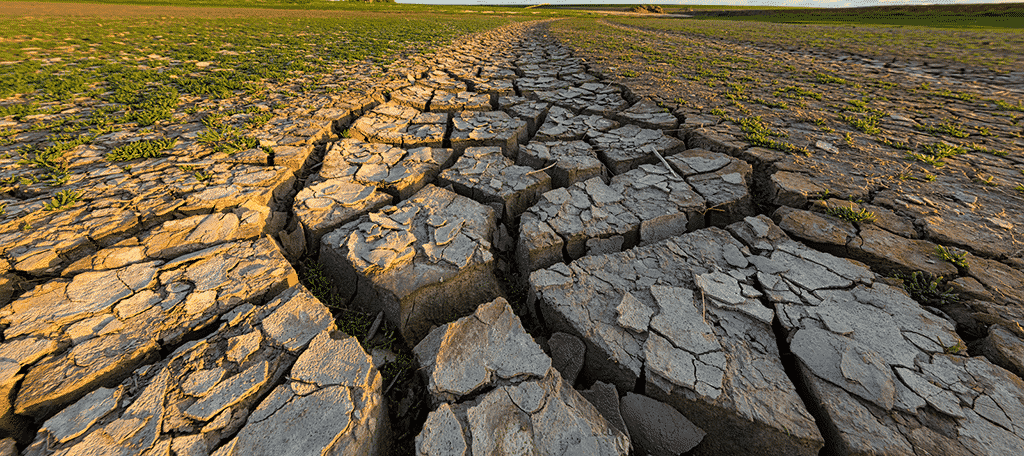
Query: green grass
xmin=105 ymin=137 xmax=178 ymax=162
xmin=737 ymin=115 xmax=810 ymax=155
xmin=915 ymin=120 xmax=970 ymax=139
xmin=42 ymin=189 xmax=82 ymax=211
xmin=897 ymin=271 xmax=959 ymax=307
xmin=935 ymin=245 xmax=969 ymax=269
xmin=0 ymin=2 xmax=528 ymax=197
xmin=825 ymin=204 xmax=876 ymax=223
xmin=701 ymin=3 xmax=1024 ymax=29
xmin=608 ymin=10 xmax=1024 ymax=74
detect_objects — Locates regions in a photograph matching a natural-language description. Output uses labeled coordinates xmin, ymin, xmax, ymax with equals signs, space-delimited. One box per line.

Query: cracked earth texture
xmin=1 ymin=12 xmax=1023 ymax=456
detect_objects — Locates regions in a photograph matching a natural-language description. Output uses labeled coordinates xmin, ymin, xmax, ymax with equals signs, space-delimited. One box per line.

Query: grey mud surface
xmin=1 ymin=17 xmax=1023 ymax=456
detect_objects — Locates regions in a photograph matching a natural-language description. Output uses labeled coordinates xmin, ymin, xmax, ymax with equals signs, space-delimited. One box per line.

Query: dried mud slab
xmin=436 ymin=146 xmax=551 ymax=219
xmin=727 ymin=215 xmax=1024 ymax=456
xmin=587 ymin=124 xmax=686 ymax=175
xmin=320 ymin=185 xmax=501 ymax=344
xmin=498 ymin=95 xmax=551 ymax=136
xmin=349 ymin=103 xmax=448 ymax=149
xmin=413 ymin=297 xmax=630 ymax=456
xmin=0 ymin=237 xmax=298 ymax=432
xmin=533 ymin=105 xmax=619 ymax=143
xmin=533 ymin=82 xmax=630 ymax=116
xmin=0 ymin=163 xmax=294 ymax=278
xmin=450 ymin=110 xmax=529 ymax=157
xmin=19 ymin=285 xmax=386 ymax=456
xmin=518 ymin=140 xmax=608 ymax=189
xmin=518 ymin=156 xmax=751 ymax=273
xmin=315 ymin=138 xmax=454 ymax=201
xmin=529 ymin=222 xmax=823 ymax=456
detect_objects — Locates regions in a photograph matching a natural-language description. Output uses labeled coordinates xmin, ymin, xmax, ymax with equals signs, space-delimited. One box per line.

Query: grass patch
xmin=43 ymin=189 xmax=82 ymax=211
xmin=897 ymin=271 xmax=959 ymax=307
xmin=737 ymin=116 xmax=810 ymax=155
xmin=814 ymin=72 xmax=848 ymax=84
xmin=915 ymin=120 xmax=970 ymax=138
xmin=105 ymin=137 xmax=178 ymax=162
xmin=841 ymin=113 xmax=882 ymax=135
xmin=935 ymin=245 xmax=969 ymax=269
xmin=825 ymin=204 xmax=876 ymax=223
xmin=608 ymin=8 xmax=1024 ymax=74
xmin=0 ymin=3 xmax=526 ymax=193
xmin=773 ymin=86 xmax=823 ymax=101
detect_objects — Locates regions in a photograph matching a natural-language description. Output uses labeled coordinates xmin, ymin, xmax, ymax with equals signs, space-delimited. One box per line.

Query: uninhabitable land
xmin=0 ymin=1 xmax=1023 ymax=454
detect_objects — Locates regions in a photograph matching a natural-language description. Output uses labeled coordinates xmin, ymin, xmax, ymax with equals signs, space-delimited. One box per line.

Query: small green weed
xmin=897 ymin=271 xmax=959 ymax=307
xmin=942 ymin=340 xmax=966 ymax=355
xmin=738 ymin=116 xmax=810 ymax=155
xmin=773 ymin=86 xmax=823 ymax=101
xmin=752 ymin=97 xmax=789 ymax=109
xmin=0 ymin=103 xmax=38 ymax=119
xmin=245 ymin=111 xmax=274 ymax=129
xmin=906 ymin=152 xmax=945 ymax=167
xmin=974 ymin=174 xmax=998 ymax=186
xmin=43 ymin=189 xmax=82 ymax=211
xmin=815 ymin=72 xmax=848 ymax=84
xmin=841 ymin=113 xmax=882 ymax=135
xmin=935 ymin=245 xmax=969 ymax=269
xmin=994 ymin=99 xmax=1024 ymax=112
xmin=105 ymin=137 xmax=178 ymax=162
xmin=915 ymin=120 xmax=970 ymax=138
xmin=825 ymin=204 xmax=876 ymax=223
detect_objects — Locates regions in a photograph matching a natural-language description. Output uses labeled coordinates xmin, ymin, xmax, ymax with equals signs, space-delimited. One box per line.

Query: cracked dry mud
xmin=1 ymin=17 xmax=1023 ymax=456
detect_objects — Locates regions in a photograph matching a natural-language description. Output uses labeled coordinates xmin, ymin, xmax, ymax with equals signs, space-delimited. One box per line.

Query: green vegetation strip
xmin=607 ymin=14 xmax=1024 ymax=74
xmin=0 ymin=4 xmax=526 ymax=194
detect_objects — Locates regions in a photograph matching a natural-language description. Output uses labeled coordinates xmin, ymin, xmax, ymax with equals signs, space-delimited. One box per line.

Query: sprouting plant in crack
xmin=105 ymin=137 xmax=178 ymax=162
xmin=295 ymin=256 xmax=411 ymax=392
xmin=193 ymin=171 xmax=212 ymax=183
xmin=897 ymin=271 xmax=959 ymax=307
xmin=825 ymin=204 xmax=875 ymax=223
xmin=942 ymin=339 xmax=966 ymax=355
xmin=935 ymin=245 xmax=969 ymax=269
xmin=43 ymin=189 xmax=82 ymax=211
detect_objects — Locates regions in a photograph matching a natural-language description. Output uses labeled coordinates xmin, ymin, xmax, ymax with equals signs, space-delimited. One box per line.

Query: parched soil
xmin=2 ymin=7 xmax=1024 ymax=456
xmin=0 ymin=1 xmax=408 ymax=18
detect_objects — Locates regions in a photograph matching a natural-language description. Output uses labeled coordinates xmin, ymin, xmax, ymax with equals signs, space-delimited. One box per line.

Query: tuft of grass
xmin=0 ymin=102 xmax=39 ymax=119
xmin=935 ymin=245 xmax=969 ymax=269
xmin=915 ymin=120 xmax=970 ymax=138
xmin=974 ymin=174 xmax=998 ymax=186
xmin=105 ymin=137 xmax=178 ymax=162
xmin=942 ymin=340 xmax=966 ymax=355
xmin=897 ymin=271 xmax=959 ymax=307
xmin=841 ymin=113 xmax=882 ymax=135
xmin=738 ymin=115 xmax=810 ymax=155
xmin=773 ymin=85 xmax=823 ymax=101
xmin=814 ymin=72 xmax=848 ymax=84
xmin=994 ymin=99 xmax=1024 ymax=112
xmin=825 ymin=204 xmax=876 ymax=223
xmin=43 ymin=189 xmax=82 ymax=211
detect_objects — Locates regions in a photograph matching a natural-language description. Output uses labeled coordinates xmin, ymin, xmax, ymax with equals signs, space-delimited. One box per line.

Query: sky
xmin=395 ymin=0 xmax=1018 ymax=7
